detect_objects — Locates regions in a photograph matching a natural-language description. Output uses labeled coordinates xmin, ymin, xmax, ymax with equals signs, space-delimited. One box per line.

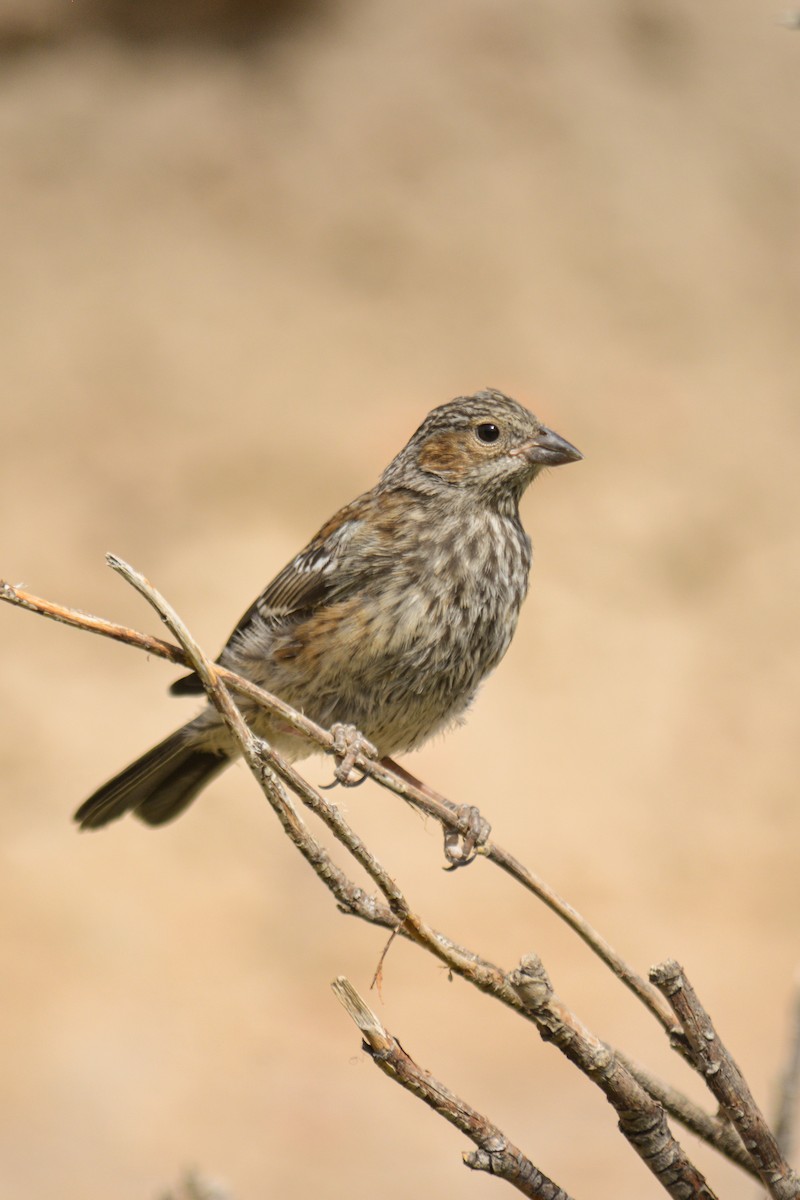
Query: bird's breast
xmin=374 ymin=508 xmax=532 ymax=675
xmin=237 ymin=507 xmax=533 ymax=757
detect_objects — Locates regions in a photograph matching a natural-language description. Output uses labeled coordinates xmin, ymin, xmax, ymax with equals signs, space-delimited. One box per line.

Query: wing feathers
xmin=169 ymin=495 xmax=374 ymax=696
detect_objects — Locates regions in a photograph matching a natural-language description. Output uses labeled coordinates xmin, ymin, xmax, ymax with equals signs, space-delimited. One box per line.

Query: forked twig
xmin=620 ymin=1054 xmax=758 ymax=1174
xmin=105 ymin=560 xmax=512 ymax=984
xmin=510 ymin=956 xmax=717 ymax=1199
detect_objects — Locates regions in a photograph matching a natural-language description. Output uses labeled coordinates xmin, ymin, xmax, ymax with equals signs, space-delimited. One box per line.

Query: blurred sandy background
xmin=1 ymin=1 xmax=799 ymax=1196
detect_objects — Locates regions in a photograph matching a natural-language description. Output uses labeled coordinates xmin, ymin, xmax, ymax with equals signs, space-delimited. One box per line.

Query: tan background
xmin=2 ymin=2 xmax=799 ymax=1196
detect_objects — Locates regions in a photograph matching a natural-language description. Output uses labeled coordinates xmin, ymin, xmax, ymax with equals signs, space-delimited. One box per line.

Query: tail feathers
xmin=169 ymin=670 xmax=204 ymax=696
xmin=74 ymin=728 xmax=230 ymax=830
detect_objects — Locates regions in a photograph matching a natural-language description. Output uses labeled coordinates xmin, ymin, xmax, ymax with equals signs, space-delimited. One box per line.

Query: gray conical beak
xmin=526 ymin=425 xmax=583 ymax=466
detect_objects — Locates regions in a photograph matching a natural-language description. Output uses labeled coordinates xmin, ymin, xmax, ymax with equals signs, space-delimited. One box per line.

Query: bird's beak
xmin=523 ymin=425 xmax=583 ymax=466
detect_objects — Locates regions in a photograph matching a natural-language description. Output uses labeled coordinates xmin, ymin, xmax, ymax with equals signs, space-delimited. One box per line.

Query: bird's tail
xmin=74 ymin=724 xmax=231 ymax=830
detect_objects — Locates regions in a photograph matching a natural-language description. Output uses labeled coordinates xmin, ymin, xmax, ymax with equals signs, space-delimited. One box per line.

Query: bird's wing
xmin=169 ymin=493 xmax=378 ymax=695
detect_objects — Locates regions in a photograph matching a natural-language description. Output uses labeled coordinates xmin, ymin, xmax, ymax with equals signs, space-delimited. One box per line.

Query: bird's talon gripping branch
xmin=443 ymin=804 xmax=491 ymax=868
xmin=330 ymin=723 xmax=378 ymax=787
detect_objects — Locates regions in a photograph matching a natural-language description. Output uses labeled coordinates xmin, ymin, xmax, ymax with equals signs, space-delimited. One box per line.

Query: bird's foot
xmin=443 ymin=804 xmax=492 ymax=869
xmin=330 ymin=723 xmax=378 ymax=786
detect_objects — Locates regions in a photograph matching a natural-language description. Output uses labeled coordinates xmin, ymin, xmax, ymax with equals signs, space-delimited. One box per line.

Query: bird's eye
xmin=476 ymin=423 xmax=500 ymax=444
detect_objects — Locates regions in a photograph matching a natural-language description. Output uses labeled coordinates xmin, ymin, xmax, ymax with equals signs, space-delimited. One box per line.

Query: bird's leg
xmin=381 ymin=758 xmax=491 ymax=868
xmin=330 ymin=723 xmax=378 ymax=786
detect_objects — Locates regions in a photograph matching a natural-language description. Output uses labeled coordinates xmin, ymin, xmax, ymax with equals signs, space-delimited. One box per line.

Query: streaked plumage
xmin=75 ymin=389 xmax=581 ymax=829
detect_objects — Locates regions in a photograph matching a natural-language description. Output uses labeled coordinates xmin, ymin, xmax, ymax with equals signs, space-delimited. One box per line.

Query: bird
xmin=74 ymin=389 xmax=581 ymax=830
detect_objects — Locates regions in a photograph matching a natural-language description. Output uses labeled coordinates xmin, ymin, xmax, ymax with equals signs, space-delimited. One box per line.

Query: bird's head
xmin=382 ymin=389 xmax=582 ymax=508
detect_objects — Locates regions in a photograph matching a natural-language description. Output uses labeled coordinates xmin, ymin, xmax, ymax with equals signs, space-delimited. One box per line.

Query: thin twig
xmin=651 ymin=960 xmax=800 ymax=1200
xmin=378 ymin=759 xmax=675 ymax=1030
xmin=332 ymin=976 xmax=575 ymax=1200
xmin=101 ymin=559 xmax=404 ymax=930
xmin=0 ymin=574 xmax=673 ymax=1032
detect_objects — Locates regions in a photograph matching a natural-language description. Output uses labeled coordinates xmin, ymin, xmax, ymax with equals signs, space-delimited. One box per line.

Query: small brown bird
xmin=75 ymin=389 xmax=581 ymax=829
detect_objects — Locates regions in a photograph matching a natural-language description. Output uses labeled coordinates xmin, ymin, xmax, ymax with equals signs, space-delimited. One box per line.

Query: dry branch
xmin=0 ymin=573 xmax=672 ymax=1030
xmin=651 ymin=960 xmax=800 ymax=1200
xmin=510 ymin=955 xmax=718 ymax=1199
xmin=2 ymin=563 xmax=795 ymax=1194
xmin=620 ymin=1054 xmax=759 ymax=1174
xmin=80 ymin=561 xmax=725 ymax=1195
xmin=332 ymin=976 xmax=574 ymax=1200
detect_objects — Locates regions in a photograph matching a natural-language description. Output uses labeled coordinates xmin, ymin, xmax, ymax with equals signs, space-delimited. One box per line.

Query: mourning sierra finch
xmin=75 ymin=389 xmax=581 ymax=830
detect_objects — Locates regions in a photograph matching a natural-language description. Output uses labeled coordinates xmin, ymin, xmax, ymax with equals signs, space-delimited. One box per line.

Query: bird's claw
xmin=443 ymin=804 xmax=491 ymax=869
xmin=330 ymin=723 xmax=377 ymax=786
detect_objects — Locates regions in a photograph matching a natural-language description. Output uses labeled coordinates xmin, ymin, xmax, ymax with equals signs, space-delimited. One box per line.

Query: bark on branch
xmin=332 ymin=976 xmax=575 ymax=1200
xmin=651 ymin=960 xmax=800 ymax=1200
